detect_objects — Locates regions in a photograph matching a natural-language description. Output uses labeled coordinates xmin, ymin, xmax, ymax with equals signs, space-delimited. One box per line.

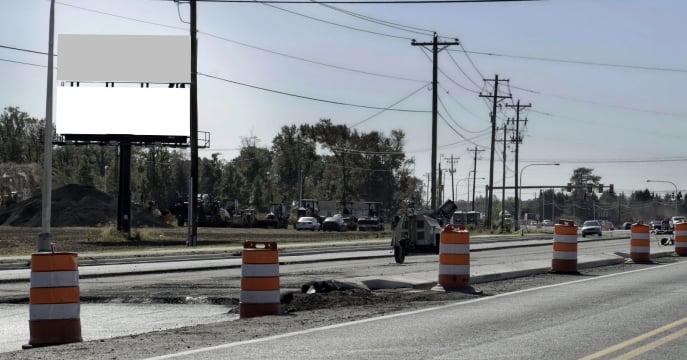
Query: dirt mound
xmin=0 ymin=184 xmax=168 ymax=227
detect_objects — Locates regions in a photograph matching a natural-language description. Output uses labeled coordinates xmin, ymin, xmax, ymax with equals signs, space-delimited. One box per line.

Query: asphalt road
xmin=143 ymin=260 xmax=687 ymax=360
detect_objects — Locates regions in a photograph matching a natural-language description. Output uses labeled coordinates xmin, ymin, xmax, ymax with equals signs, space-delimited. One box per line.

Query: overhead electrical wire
xmin=200 ymin=32 xmax=425 ymax=83
xmin=452 ymin=48 xmax=687 ymax=74
xmin=309 ymin=0 xmax=434 ymax=37
xmin=199 ymin=72 xmax=431 ymax=112
xmin=350 ymin=83 xmax=430 ymax=128
xmin=195 ymin=0 xmax=541 ymax=3
xmin=437 ymin=95 xmax=490 ymax=135
xmin=257 ymin=1 xmax=413 ymax=40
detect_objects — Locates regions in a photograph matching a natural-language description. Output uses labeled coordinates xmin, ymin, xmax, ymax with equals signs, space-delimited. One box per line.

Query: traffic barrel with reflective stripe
xmin=27 ymin=252 xmax=82 ymax=347
xmin=551 ymin=219 xmax=578 ymax=273
xmin=674 ymin=222 xmax=687 ymax=256
xmin=240 ymin=241 xmax=280 ymax=318
xmin=438 ymin=224 xmax=470 ymax=288
xmin=630 ymin=222 xmax=651 ymax=262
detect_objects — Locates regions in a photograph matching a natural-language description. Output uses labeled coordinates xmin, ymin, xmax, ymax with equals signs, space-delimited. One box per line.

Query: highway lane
xmin=0 ymin=234 xmax=658 ymax=300
xmin=145 ymin=259 xmax=687 ymax=360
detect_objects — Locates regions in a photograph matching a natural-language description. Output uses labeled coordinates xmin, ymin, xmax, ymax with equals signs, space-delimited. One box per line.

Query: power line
xmin=57 ymin=1 xmax=187 ymax=31
xmin=310 ymin=0 xmax=434 ymax=36
xmin=0 ymin=58 xmax=46 ymax=68
xmin=194 ymin=0 xmax=541 ymax=3
xmin=199 ymin=72 xmax=431 ymax=112
xmin=452 ymin=48 xmax=687 ymax=74
xmin=200 ymin=32 xmax=425 ymax=83
xmin=351 ymin=83 xmax=429 ymax=127
xmin=258 ymin=1 xmax=413 ymax=40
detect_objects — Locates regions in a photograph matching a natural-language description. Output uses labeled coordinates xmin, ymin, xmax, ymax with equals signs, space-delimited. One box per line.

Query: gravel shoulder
xmin=3 ymin=257 xmax=681 ymax=360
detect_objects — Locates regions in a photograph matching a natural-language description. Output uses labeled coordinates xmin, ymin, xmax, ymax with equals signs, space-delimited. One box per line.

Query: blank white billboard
xmin=58 ymin=35 xmax=190 ymax=83
xmin=56 ymin=87 xmax=190 ymax=137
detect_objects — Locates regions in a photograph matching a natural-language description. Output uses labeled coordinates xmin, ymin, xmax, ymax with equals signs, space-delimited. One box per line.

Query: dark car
xmin=621 ymin=222 xmax=632 ymax=230
xmin=321 ymin=216 xmax=347 ymax=232
xmin=649 ymin=220 xmax=664 ymax=231
xmin=581 ymin=220 xmax=602 ymax=237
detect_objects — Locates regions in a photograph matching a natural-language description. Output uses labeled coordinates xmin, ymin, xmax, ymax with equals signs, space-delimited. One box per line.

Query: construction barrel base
xmin=550 ymin=259 xmax=579 ymax=274
xmin=26 ymin=319 xmax=83 ymax=347
xmin=239 ymin=303 xmax=281 ymax=319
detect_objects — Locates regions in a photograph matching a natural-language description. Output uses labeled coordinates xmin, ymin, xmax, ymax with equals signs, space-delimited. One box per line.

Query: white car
xmin=295 ymin=217 xmax=320 ymax=231
xmin=669 ymin=216 xmax=685 ymax=230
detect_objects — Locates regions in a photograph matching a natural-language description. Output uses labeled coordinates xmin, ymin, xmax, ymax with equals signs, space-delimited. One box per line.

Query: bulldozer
xmin=390 ymin=199 xmax=457 ymax=264
xmin=256 ymin=203 xmax=290 ymax=229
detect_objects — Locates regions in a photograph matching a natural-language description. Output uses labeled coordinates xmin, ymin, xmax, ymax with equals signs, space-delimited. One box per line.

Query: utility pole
xmin=467 ymin=146 xmax=484 ymax=211
xmin=424 ymin=172 xmax=431 ymax=206
xmin=445 ymin=155 xmax=459 ymax=200
xmin=412 ymin=33 xmax=460 ymax=209
xmin=188 ymin=0 xmax=199 ymax=246
xmin=498 ymin=122 xmax=508 ymax=232
xmin=480 ymin=75 xmax=511 ymax=231
xmin=506 ymin=100 xmax=530 ymax=230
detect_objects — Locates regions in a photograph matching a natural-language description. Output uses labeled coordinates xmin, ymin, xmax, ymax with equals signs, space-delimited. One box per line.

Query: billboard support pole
xmin=39 ymin=0 xmax=55 ymax=252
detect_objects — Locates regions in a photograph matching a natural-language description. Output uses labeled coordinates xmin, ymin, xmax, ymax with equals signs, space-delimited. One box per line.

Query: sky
xmin=1 ymin=0 xmax=686 ymax=203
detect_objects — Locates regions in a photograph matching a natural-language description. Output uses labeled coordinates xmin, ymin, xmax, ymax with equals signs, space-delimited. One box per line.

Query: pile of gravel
xmin=0 ymin=184 xmax=167 ymax=227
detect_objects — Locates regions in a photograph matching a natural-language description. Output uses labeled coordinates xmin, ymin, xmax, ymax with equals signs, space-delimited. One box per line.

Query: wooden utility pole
xmin=480 ymin=75 xmax=510 ymax=231
xmin=444 ymin=155 xmax=459 ymax=200
xmin=188 ymin=0 xmax=199 ymax=246
xmin=412 ymin=33 xmax=460 ymax=209
xmin=467 ymin=146 xmax=484 ymax=211
xmin=506 ymin=100 xmax=530 ymax=230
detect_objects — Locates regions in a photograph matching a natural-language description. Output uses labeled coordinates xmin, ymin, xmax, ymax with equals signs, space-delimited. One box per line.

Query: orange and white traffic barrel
xmin=240 ymin=241 xmax=280 ymax=318
xmin=551 ymin=219 xmax=578 ymax=273
xmin=27 ymin=252 xmax=82 ymax=347
xmin=674 ymin=222 xmax=687 ymax=256
xmin=630 ymin=222 xmax=651 ymax=262
xmin=438 ymin=224 xmax=470 ymax=288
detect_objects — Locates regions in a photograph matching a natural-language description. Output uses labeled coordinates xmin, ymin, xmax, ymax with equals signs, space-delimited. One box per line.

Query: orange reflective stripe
xmin=553 ymin=242 xmax=577 ymax=252
xmin=439 ymin=253 xmax=469 ymax=265
xmin=242 ymin=250 xmax=278 ymax=264
xmin=440 ymin=233 xmax=469 ymax=244
xmin=631 ymin=239 xmax=650 ymax=246
xmin=31 ymin=253 xmax=78 ymax=272
xmin=555 ymin=225 xmax=577 ymax=236
xmin=240 ymin=277 xmax=280 ymax=291
xmin=30 ymin=287 xmax=80 ymax=304
xmin=631 ymin=225 xmax=650 ymax=233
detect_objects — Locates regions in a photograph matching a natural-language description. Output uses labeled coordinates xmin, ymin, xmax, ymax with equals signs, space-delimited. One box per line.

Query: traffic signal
xmin=587 ymin=184 xmax=593 ymax=193
xmin=598 ymin=184 xmax=604 ymax=193
xmin=609 ymin=184 xmax=614 ymax=194
xmin=678 ymin=191 xmax=683 ymax=201
xmin=566 ymin=183 xmax=572 ymax=192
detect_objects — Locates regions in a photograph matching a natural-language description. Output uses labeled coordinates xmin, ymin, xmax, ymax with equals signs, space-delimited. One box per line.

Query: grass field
xmin=0 ymin=225 xmax=391 ymax=257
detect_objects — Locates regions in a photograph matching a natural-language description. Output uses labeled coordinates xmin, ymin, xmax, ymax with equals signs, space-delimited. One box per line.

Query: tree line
xmin=0 ymin=107 xmax=422 ymax=218
xmin=2 ymin=106 xmax=683 ymax=225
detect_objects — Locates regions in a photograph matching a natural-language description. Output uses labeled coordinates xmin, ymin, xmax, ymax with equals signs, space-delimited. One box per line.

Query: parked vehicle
xmin=621 ymin=222 xmax=632 ymax=230
xmin=295 ymin=216 xmax=320 ymax=231
xmin=542 ymin=219 xmax=554 ymax=227
xmin=581 ymin=220 xmax=602 ymax=237
xmin=321 ymin=215 xmax=347 ymax=232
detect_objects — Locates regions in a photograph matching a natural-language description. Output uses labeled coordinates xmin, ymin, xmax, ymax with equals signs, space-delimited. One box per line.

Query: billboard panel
xmin=56 ymin=87 xmax=190 ymax=137
xmin=58 ymin=34 xmax=190 ymax=83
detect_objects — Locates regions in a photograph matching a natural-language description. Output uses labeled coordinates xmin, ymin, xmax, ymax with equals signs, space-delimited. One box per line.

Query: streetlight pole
xmin=518 ymin=163 xmax=559 ymax=230
xmin=646 ymin=179 xmax=678 ymax=216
